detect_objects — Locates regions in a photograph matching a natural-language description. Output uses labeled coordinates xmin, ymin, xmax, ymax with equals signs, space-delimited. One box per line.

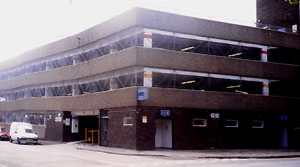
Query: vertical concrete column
xmin=72 ymin=55 xmax=77 ymax=65
xmin=262 ymin=80 xmax=270 ymax=96
xmin=45 ymin=61 xmax=50 ymax=71
xmin=72 ymin=84 xmax=80 ymax=96
xmin=76 ymin=37 xmax=81 ymax=64
xmin=24 ymin=88 xmax=31 ymax=99
xmin=261 ymin=46 xmax=270 ymax=96
xmin=143 ymin=71 xmax=153 ymax=87
xmin=143 ymin=31 xmax=153 ymax=48
xmin=12 ymin=92 xmax=16 ymax=101
xmin=7 ymin=93 xmax=12 ymax=101
xmin=109 ymin=45 xmax=118 ymax=54
xmin=260 ymin=46 xmax=268 ymax=62
xmin=109 ymin=78 xmax=113 ymax=90
xmin=109 ymin=77 xmax=118 ymax=90
xmin=45 ymin=87 xmax=51 ymax=97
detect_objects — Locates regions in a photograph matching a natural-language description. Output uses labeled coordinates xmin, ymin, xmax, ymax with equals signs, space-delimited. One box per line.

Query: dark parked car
xmin=0 ymin=127 xmax=9 ymax=141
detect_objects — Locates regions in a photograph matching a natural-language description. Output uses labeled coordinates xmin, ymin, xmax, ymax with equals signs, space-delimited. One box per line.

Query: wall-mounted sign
xmin=72 ymin=118 xmax=79 ymax=133
xmin=142 ymin=116 xmax=148 ymax=123
xmin=64 ymin=118 xmax=70 ymax=126
xmin=160 ymin=110 xmax=171 ymax=118
xmin=55 ymin=116 xmax=62 ymax=122
xmin=137 ymin=87 xmax=149 ymax=101
xmin=280 ymin=115 xmax=288 ymax=121
xmin=210 ymin=113 xmax=220 ymax=119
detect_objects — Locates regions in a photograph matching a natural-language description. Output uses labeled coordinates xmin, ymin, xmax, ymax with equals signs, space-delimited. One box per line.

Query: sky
xmin=0 ymin=0 xmax=256 ymax=62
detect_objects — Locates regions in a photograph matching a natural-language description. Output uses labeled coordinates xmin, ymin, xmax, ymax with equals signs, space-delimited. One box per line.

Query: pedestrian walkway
xmin=75 ymin=143 xmax=300 ymax=159
xmin=39 ymin=140 xmax=64 ymax=145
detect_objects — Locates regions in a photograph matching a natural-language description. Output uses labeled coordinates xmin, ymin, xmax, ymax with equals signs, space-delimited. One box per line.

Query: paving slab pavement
xmin=2 ymin=141 xmax=300 ymax=167
xmin=76 ymin=143 xmax=300 ymax=160
xmin=38 ymin=140 xmax=64 ymax=145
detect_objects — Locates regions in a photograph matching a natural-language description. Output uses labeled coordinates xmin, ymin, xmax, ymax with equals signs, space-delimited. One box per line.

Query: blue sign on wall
xmin=280 ymin=115 xmax=288 ymax=121
xmin=137 ymin=87 xmax=149 ymax=101
xmin=160 ymin=110 xmax=171 ymax=117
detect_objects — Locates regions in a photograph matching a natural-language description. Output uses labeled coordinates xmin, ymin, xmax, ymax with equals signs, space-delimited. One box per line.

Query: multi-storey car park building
xmin=0 ymin=8 xmax=300 ymax=150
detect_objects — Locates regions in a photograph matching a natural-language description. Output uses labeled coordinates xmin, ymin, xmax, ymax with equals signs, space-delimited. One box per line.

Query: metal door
xmin=100 ymin=111 xmax=108 ymax=146
xmin=155 ymin=119 xmax=172 ymax=148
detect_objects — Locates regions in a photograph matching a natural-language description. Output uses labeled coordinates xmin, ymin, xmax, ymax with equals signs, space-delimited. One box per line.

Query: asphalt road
xmin=0 ymin=141 xmax=300 ymax=167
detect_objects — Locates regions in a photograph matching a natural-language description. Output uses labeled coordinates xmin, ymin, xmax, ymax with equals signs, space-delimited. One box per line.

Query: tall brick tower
xmin=257 ymin=0 xmax=300 ymax=32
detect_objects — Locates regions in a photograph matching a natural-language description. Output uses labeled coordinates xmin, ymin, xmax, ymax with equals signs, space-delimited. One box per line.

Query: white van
xmin=9 ymin=122 xmax=38 ymax=144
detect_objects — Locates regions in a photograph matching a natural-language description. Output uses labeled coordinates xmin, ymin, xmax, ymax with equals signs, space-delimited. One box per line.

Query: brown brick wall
xmin=45 ymin=111 xmax=72 ymax=142
xmin=165 ymin=109 xmax=290 ymax=149
xmin=107 ymin=110 xmax=137 ymax=149
xmin=172 ymin=110 xmax=215 ymax=149
xmin=136 ymin=108 xmax=156 ymax=150
xmin=45 ymin=113 xmax=64 ymax=141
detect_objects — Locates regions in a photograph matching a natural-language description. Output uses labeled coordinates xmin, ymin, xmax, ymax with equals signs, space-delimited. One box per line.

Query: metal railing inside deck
xmin=0 ymin=70 xmax=144 ymax=102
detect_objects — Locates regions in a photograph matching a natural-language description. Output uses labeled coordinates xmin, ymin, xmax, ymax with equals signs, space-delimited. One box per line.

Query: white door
xmin=155 ymin=119 xmax=172 ymax=148
xmin=71 ymin=118 xmax=79 ymax=133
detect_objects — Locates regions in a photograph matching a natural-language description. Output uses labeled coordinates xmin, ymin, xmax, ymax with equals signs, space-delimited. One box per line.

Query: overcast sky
xmin=0 ymin=0 xmax=256 ymax=62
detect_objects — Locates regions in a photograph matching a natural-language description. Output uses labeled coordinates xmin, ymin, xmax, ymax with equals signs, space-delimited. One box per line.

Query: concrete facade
xmin=0 ymin=8 xmax=299 ymax=149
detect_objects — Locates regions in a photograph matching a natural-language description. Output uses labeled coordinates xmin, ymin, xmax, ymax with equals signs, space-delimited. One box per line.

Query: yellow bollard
xmin=91 ymin=130 xmax=94 ymax=144
xmin=85 ymin=128 xmax=87 ymax=142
